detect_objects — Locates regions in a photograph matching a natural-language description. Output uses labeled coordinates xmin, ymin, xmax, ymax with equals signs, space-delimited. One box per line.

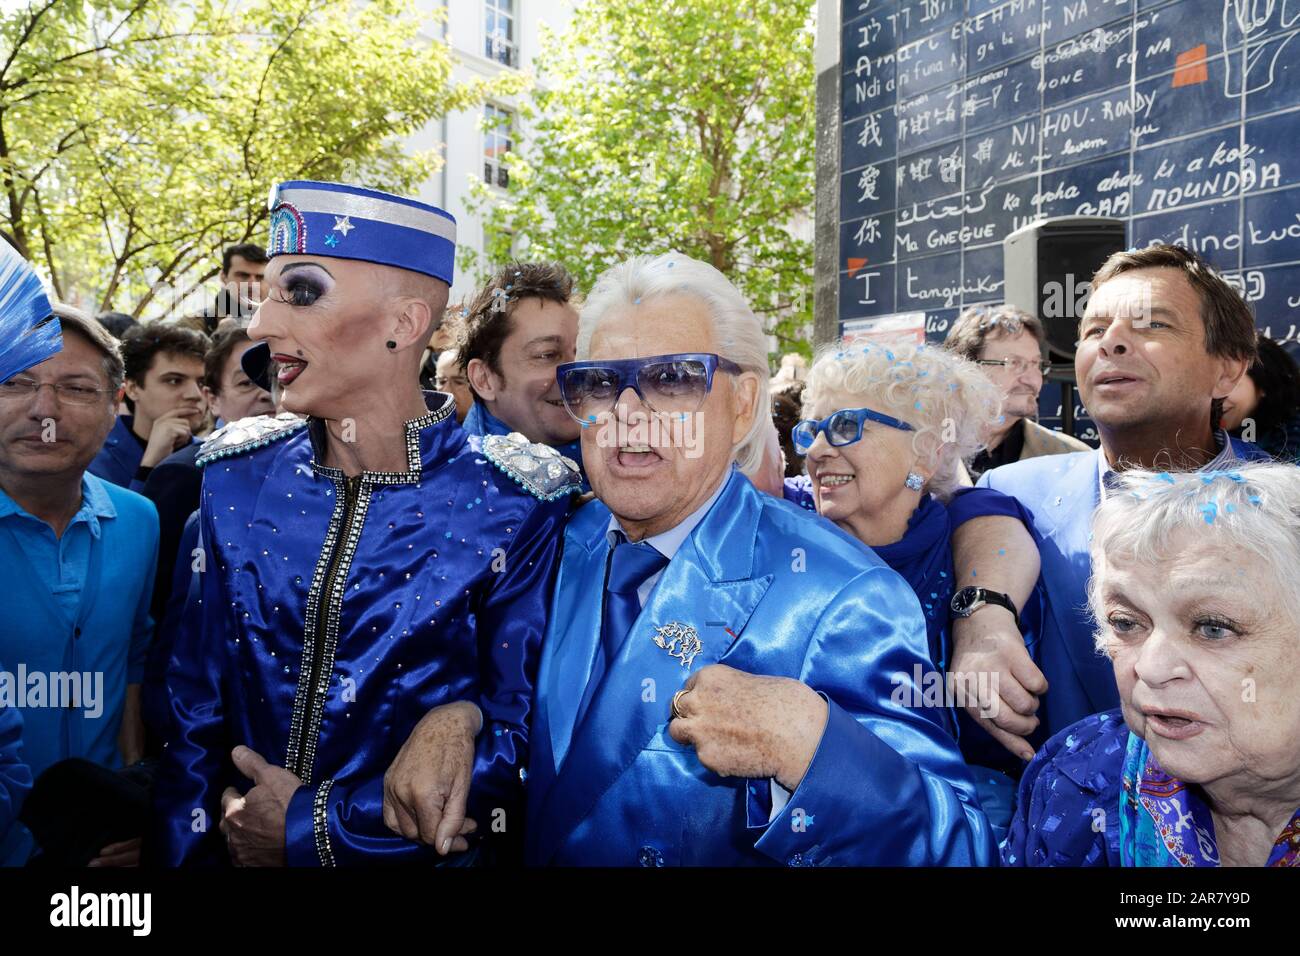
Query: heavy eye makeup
xmin=272 ymin=265 xmax=333 ymax=308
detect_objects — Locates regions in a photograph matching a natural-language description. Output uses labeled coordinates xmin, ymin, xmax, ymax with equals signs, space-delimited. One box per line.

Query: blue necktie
xmin=572 ymin=537 xmax=669 ymax=732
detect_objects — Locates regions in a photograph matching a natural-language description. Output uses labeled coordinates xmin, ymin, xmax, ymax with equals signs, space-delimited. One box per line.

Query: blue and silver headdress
xmin=266 ymin=180 xmax=457 ymax=285
xmin=0 ymin=241 xmax=60 ymax=384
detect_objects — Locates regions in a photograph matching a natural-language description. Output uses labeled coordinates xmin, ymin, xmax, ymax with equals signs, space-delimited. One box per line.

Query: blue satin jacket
xmin=526 ymin=469 xmax=995 ymax=866
xmin=152 ymin=394 xmax=577 ymax=865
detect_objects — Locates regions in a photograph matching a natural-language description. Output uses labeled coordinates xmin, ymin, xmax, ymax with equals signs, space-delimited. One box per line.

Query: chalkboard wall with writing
xmin=838 ymin=0 xmax=1300 ymax=437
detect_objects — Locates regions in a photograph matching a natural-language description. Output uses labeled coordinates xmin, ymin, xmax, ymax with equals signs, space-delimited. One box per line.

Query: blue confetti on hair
xmin=1225 ymin=503 xmax=1236 ymax=514
xmin=1248 ymin=494 xmax=1262 ymax=506
xmin=1199 ymin=502 xmax=1218 ymax=525
xmin=885 ymin=349 xmax=895 ymax=361
xmin=1155 ymin=472 xmax=1175 ymax=484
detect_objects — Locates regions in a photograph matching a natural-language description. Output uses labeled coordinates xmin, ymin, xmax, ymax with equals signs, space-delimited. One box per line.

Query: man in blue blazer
xmin=950 ymin=244 xmax=1270 ymax=763
xmin=522 ymin=254 xmax=993 ymax=866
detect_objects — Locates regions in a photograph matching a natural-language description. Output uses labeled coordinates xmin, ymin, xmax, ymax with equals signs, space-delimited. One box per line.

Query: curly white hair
xmin=801 ymin=339 xmax=1004 ymax=501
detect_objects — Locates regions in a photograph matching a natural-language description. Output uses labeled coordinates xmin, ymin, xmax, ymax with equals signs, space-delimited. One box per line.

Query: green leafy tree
xmin=466 ymin=0 xmax=816 ymax=361
xmin=0 ymin=0 xmax=525 ymax=314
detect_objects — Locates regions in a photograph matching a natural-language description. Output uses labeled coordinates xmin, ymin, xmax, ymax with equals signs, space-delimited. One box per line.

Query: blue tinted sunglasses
xmin=555 ymin=352 xmax=743 ymax=423
xmin=792 ymin=406 xmax=914 ymax=455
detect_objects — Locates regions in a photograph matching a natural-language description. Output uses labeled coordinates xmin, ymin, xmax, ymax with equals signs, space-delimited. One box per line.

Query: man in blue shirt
xmin=948 ymin=243 xmax=1269 ymax=765
xmin=87 ymin=320 xmax=208 ymax=492
xmin=0 ymin=306 xmax=157 ymax=865
xmin=458 ymin=261 xmax=586 ymax=486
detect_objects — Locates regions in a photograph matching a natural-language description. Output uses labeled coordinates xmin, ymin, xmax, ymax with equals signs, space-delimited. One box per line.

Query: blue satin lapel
xmin=1035 ymin=452 xmax=1111 ymax=711
xmin=532 ymin=474 xmax=772 ymax=864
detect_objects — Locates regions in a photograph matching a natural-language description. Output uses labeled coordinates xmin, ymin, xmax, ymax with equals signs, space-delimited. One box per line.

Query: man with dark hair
xmin=458 ymin=261 xmax=585 ymax=481
xmin=88 ymin=321 xmax=209 ymax=491
xmin=948 ymin=242 xmax=1269 ymax=765
xmin=203 ymin=243 xmax=269 ymax=332
xmin=943 ymin=304 xmax=1089 ymax=479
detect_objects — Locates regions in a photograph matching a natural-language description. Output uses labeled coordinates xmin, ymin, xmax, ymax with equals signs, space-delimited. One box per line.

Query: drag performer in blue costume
xmin=151 ymin=181 xmax=580 ymax=866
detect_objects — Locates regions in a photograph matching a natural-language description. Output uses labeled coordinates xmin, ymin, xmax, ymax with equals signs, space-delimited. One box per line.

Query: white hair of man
xmin=802 ymin=339 xmax=1003 ymax=501
xmin=1089 ymin=462 xmax=1300 ymax=652
xmin=577 ymin=252 xmax=771 ymax=475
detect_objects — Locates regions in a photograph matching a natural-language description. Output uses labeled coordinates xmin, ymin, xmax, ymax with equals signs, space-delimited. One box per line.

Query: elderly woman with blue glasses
xmin=1005 ymin=463 xmax=1300 ymax=867
xmin=783 ymin=342 xmax=1050 ymax=831
xmin=787 ymin=343 xmax=1044 ymax=691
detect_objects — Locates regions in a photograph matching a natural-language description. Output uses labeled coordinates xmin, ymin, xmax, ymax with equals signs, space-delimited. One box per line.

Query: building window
xmin=483 ymin=104 xmax=514 ymax=188
xmin=485 ymin=0 xmax=517 ymax=68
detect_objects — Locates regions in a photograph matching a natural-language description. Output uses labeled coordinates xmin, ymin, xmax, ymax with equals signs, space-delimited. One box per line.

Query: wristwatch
xmin=950 ymin=586 xmax=1021 ymax=631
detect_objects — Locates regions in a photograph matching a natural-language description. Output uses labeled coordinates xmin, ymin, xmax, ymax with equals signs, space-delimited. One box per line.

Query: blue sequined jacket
xmin=151 ymin=394 xmax=579 ymax=865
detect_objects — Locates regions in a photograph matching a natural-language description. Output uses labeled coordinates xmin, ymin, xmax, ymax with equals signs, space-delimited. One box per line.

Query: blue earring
xmin=904 ymin=472 xmax=924 ymax=491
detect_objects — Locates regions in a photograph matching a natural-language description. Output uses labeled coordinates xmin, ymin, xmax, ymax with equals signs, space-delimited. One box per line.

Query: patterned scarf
xmin=1119 ymin=732 xmax=1300 ymax=867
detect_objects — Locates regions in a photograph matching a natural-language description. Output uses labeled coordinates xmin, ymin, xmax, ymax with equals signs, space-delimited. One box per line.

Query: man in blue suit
xmin=521 ymin=253 xmax=991 ymax=866
xmin=949 ymin=244 xmax=1269 ymax=763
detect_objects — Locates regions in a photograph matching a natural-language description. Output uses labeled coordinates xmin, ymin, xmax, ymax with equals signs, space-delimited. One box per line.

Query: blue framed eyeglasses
xmin=792 ymin=406 xmax=914 ymax=455
xmin=555 ymin=352 xmax=744 ymax=423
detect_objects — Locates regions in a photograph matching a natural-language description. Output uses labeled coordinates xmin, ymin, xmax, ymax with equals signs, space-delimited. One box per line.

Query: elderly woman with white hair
xmin=517 ymin=252 xmax=997 ymax=866
xmin=1004 ymin=462 xmax=1300 ymax=866
xmin=784 ymin=344 xmax=1045 ymax=719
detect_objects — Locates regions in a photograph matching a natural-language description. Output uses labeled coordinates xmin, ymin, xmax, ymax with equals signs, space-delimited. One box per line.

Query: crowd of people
xmin=1 ymin=177 xmax=1298 ymax=868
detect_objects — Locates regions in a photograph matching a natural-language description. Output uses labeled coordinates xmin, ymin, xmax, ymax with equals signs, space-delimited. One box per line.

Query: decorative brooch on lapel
xmin=482 ymin=431 xmax=582 ymax=501
xmin=652 ymin=622 xmax=703 ymax=669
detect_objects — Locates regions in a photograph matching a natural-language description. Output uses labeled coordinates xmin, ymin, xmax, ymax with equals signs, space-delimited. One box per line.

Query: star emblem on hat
xmin=332 ymin=215 xmax=354 ymax=237
xmin=324 ymin=233 xmax=338 ymax=247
